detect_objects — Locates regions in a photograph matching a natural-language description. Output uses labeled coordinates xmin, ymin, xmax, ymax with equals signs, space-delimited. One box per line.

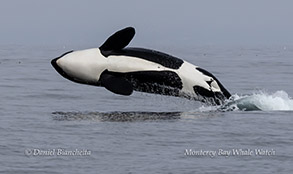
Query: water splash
xmin=219 ymin=90 xmax=293 ymax=111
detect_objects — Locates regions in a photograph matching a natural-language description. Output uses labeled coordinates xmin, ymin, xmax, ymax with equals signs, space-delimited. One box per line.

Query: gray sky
xmin=1 ymin=0 xmax=293 ymax=46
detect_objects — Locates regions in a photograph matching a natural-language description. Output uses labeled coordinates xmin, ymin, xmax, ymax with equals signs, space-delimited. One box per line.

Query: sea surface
xmin=1 ymin=44 xmax=293 ymax=174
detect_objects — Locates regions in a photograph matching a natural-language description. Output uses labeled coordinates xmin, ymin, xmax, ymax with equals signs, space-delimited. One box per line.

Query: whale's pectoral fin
xmin=100 ymin=73 xmax=133 ymax=96
xmin=100 ymin=27 xmax=135 ymax=52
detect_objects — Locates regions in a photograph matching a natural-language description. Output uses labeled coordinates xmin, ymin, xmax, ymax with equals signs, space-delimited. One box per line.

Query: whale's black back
xmin=101 ymin=47 xmax=184 ymax=69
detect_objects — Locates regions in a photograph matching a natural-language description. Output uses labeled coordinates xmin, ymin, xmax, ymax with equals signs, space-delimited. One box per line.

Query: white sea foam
xmin=234 ymin=90 xmax=293 ymax=111
xmin=199 ymin=90 xmax=293 ymax=112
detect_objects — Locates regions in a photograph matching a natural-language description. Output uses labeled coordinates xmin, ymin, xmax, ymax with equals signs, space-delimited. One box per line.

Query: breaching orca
xmin=51 ymin=27 xmax=231 ymax=105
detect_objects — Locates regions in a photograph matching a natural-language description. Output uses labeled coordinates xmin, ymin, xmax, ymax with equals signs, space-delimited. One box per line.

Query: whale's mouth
xmin=51 ymin=50 xmax=78 ymax=83
xmin=51 ymin=50 xmax=74 ymax=74
xmin=51 ymin=58 xmax=61 ymax=74
xmin=51 ymin=57 xmax=72 ymax=81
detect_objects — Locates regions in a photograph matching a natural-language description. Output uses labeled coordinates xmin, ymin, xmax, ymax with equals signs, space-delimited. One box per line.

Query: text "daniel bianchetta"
xmin=25 ymin=148 xmax=91 ymax=156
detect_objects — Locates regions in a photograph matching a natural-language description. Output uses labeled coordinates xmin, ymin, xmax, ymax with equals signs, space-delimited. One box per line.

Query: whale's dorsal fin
xmin=100 ymin=27 xmax=135 ymax=51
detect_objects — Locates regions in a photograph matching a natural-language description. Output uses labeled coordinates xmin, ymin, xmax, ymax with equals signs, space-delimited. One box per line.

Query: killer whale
xmin=51 ymin=27 xmax=231 ymax=105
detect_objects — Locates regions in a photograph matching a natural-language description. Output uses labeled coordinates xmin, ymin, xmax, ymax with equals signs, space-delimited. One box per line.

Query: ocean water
xmin=1 ymin=44 xmax=293 ymax=174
